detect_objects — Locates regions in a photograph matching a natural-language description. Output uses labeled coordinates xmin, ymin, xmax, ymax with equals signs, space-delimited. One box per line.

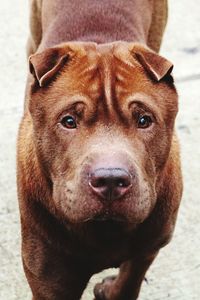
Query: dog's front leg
xmin=22 ymin=233 xmax=91 ymax=300
xmin=94 ymin=251 xmax=158 ymax=300
xmin=24 ymin=258 xmax=90 ymax=300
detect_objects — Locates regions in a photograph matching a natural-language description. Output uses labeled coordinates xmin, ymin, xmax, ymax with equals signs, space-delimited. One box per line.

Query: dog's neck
xmin=40 ymin=0 xmax=153 ymax=50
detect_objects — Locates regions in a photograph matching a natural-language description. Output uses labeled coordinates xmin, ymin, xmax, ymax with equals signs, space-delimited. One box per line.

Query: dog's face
xmin=29 ymin=42 xmax=178 ymax=225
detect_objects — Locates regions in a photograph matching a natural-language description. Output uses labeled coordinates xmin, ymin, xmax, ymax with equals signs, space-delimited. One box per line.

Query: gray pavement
xmin=0 ymin=1 xmax=200 ymax=299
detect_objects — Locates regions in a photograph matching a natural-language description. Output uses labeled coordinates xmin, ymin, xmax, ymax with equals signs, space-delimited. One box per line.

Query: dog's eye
xmin=137 ymin=115 xmax=152 ymax=129
xmin=61 ymin=115 xmax=77 ymax=129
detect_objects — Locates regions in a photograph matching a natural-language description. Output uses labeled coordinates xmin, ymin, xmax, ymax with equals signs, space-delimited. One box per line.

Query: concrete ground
xmin=0 ymin=0 xmax=199 ymax=299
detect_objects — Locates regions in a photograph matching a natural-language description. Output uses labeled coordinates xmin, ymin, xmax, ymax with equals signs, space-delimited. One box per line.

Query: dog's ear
xmin=29 ymin=47 xmax=72 ymax=87
xmin=133 ymin=46 xmax=173 ymax=82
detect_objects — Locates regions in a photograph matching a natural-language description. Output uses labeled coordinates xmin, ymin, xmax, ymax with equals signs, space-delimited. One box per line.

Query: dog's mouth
xmin=89 ymin=209 xmax=127 ymax=223
xmin=85 ymin=211 xmax=132 ymax=233
xmin=83 ymin=212 xmax=137 ymax=243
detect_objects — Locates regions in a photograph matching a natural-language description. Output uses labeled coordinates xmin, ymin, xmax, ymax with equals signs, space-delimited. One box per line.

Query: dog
xmin=17 ymin=1 xmax=182 ymax=299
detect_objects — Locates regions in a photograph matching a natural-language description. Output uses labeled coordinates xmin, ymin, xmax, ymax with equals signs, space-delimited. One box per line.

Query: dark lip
xmin=91 ymin=211 xmax=127 ymax=223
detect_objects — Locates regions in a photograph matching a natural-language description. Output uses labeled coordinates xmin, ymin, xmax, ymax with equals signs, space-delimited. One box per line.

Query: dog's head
xmin=28 ymin=42 xmax=178 ymax=225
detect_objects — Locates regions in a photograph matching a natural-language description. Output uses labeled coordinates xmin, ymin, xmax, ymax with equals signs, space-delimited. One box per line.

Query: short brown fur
xmin=18 ymin=1 xmax=182 ymax=300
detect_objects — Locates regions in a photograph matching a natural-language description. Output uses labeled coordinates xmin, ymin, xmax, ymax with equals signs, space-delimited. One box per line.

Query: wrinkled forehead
xmin=37 ymin=41 xmax=177 ymax=123
xmin=59 ymin=42 xmax=150 ymax=101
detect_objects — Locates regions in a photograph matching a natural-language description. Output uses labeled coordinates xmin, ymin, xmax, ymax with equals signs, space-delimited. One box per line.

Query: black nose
xmin=89 ymin=168 xmax=132 ymax=201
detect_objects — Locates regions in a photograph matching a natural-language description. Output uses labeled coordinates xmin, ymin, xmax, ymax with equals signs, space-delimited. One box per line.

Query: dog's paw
xmin=94 ymin=276 xmax=117 ymax=300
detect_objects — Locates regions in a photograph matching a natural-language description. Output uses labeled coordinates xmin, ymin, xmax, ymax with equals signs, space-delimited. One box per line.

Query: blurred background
xmin=0 ymin=1 xmax=199 ymax=299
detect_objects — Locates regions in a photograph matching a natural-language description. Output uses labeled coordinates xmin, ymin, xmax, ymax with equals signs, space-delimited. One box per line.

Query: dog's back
xmin=28 ymin=0 xmax=167 ymax=54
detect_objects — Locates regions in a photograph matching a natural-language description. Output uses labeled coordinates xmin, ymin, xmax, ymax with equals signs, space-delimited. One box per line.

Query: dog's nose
xmin=89 ymin=168 xmax=132 ymax=201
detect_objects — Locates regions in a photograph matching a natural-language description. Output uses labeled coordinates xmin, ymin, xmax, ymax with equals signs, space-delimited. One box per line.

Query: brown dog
xmin=17 ymin=1 xmax=182 ymax=299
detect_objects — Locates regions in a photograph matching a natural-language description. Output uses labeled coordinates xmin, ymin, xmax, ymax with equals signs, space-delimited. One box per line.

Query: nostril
xmin=90 ymin=177 xmax=107 ymax=188
xmin=115 ymin=177 xmax=131 ymax=188
xmin=92 ymin=178 xmax=106 ymax=187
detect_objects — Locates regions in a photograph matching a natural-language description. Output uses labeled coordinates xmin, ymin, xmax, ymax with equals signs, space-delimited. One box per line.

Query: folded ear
xmin=133 ymin=46 xmax=173 ymax=82
xmin=29 ymin=46 xmax=72 ymax=87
